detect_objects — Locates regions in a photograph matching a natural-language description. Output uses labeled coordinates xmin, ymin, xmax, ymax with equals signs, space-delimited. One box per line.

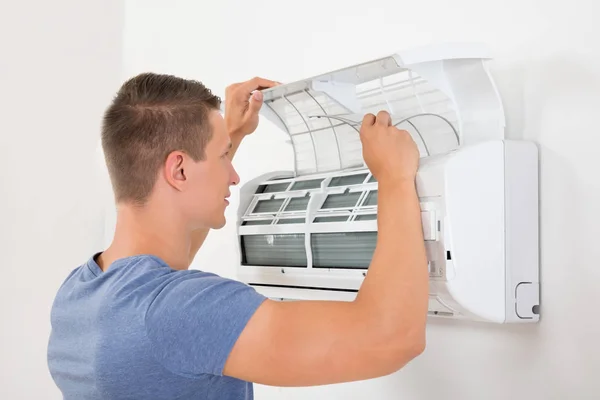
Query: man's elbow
xmin=379 ymin=324 xmax=426 ymax=375
xmin=405 ymin=332 xmax=426 ymax=360
xmin=397 ymin=329 xmax=425 ymax=360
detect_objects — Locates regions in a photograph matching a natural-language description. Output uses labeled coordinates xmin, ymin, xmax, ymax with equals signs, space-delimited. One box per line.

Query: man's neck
xmin=98 ymin=201 xmax=192 ymax=272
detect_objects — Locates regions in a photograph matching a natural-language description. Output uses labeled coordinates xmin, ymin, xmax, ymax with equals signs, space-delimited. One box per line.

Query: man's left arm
xmin=188 ymin=77 xmax=280 ymax=266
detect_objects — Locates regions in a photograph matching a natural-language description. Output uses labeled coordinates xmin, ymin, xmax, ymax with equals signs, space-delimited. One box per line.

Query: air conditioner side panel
xmin=504 ymin=140 xmax=540 ymax=322
xmin=444 ymin=141 xmax=506 ymax=323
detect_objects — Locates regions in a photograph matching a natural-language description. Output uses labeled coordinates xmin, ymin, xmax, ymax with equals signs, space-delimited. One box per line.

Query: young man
xmin=47 ymin=73 xmax=429 ymax=399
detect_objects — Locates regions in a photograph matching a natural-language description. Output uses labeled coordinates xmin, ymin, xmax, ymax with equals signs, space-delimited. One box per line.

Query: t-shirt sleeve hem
xmin=211 ymin=291 xmax=268 ymax=376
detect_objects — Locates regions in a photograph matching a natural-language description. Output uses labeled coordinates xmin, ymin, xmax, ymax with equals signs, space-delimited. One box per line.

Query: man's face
xmin=182 ymin=110 xmax=239 ymax=229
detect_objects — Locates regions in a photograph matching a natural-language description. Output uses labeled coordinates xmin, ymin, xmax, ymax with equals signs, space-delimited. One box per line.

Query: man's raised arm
xmin=223 ymin=110 xmax=429 ymax=387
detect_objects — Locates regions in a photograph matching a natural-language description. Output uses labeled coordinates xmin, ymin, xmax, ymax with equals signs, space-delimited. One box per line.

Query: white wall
xmin=5 ymin=0 xmax=594 ymax=398
xmin=0 ymin=1 xmax=124 ymax=398
xmin=123 ymin=1 xmax=600 ymax=399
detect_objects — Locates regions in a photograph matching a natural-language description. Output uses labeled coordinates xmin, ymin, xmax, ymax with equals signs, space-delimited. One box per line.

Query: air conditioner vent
xmin=312 ymin=232 xmax=377 ymax=269
xmin=322 ymin=191 xmax=361 ymax=209
xmin=241 ymin=234 xmax=307 ymax=267
xmin=253 ymin=198 xmax=285 ymax=214
xmin=328 ymin=173 xmax=368 ymax=187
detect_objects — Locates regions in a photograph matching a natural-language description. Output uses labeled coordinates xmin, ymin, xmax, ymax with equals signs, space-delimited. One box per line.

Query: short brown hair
xmin=101 ymin=72 xmax=221 ymax=205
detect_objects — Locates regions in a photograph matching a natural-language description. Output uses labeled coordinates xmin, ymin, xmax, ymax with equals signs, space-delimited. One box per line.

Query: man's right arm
xmin=223 ymin=110 xmax=429 ymax=386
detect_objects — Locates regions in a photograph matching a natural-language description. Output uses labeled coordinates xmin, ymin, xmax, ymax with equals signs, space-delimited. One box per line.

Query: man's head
xmin=101 ymin=72 xmax=239 ymax=230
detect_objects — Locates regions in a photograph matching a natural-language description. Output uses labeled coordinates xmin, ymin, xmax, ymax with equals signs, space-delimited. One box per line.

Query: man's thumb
xmin=248 ymin=91 xmax=263 ymax=113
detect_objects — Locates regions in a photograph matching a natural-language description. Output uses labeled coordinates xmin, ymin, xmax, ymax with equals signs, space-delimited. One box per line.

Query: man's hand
xmin=224 ymin=77 xmax=280 ymax=139
xmin=360 ymin=111 xmax=420 ymax=185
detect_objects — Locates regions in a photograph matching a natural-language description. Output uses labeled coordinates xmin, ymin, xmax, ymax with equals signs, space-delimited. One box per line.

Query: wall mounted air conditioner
xmin=235 ymin=43 xmax=540 ymax=323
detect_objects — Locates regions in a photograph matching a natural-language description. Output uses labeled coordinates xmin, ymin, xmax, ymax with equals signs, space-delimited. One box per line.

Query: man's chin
xmin=211 ymin=217 xmax=227 ymax=230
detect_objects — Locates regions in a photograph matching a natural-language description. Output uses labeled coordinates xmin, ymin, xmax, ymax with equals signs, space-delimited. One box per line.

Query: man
xmin=47 ymin=72 xmax=428 ymax=399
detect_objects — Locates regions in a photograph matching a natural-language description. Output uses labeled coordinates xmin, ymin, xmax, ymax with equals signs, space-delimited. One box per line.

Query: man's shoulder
xmin=142 ymin=264 xmax=267 ymax=378
xmin=145 ymin=265 xmax=259 ymax=310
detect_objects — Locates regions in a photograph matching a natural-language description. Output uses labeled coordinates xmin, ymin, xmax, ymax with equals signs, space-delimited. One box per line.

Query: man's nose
xmin=230 ymin=165 xmax=240 ymax=186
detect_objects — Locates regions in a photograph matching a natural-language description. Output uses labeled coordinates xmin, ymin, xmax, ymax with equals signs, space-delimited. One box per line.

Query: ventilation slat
xmin=328 ymin=173 xmax=368 ymax=187
xmin=285 ymin=196 xmax=310 ymax=212
xmin=322 ymin=192 xmax=361 ymax=209
xmin=253 ymin=199 xmax=285 ymax=213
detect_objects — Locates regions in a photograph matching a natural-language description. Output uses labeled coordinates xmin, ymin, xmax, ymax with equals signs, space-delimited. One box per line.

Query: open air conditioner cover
xmin=256 ymin=42 xmax=505 ymax=177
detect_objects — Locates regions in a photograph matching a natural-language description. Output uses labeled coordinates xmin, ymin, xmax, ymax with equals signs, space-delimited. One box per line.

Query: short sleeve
xmin=144 ymin=271 xmax=267 ymax=378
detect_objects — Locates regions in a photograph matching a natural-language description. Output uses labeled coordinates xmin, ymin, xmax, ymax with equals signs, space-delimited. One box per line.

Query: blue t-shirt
xmin=47 ymin=253 xmax=267 ymax=399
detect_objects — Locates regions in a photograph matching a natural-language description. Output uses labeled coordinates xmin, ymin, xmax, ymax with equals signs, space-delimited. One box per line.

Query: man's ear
xmin=164 ymin=150 xmax=187 ymax=191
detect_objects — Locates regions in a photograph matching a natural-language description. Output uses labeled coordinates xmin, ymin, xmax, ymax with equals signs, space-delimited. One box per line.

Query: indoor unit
xmin=235 ymin=43 xmax=540 ymax=323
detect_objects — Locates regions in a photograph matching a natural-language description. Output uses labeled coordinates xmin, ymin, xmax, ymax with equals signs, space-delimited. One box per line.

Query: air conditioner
xmin=235 ymin=43 xmax=540 ymax=323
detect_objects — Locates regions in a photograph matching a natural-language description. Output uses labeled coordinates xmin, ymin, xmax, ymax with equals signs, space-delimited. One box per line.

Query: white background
xmin=0 ymin=1 xmax=124 ymax=398
xmin=1 ymin=0 xmax=599 ymax=398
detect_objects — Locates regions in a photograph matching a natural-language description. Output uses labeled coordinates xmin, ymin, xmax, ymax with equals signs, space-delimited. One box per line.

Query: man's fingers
xmin=376 ymin=110 xmax=391 ymax=127
xmin=239 ymin=77 xmax=280 ymax=94
xmin=247 ymin=91 xmax=263 ymax=114
xmin=362 ymin=113 xmax=376 ymax=127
